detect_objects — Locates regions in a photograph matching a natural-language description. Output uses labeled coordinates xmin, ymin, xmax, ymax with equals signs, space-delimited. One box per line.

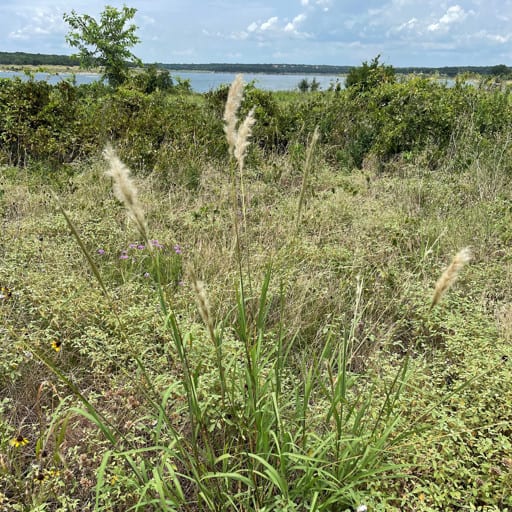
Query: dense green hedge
xmin=0 ymin=74 xmax=510 ymax=176
xmin=292 ymin=77 xmax=512 ymax=168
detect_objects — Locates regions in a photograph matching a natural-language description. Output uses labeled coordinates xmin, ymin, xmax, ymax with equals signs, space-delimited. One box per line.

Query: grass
xmin=1 ymin=77 xmax=512 ymax=511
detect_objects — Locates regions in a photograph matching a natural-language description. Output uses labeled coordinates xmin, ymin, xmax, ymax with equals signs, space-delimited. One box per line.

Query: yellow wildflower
xmin=10 ymin=434 xmax=29 ymax=448
xmin=51 ymin=340 xmax=62 ymax=352
xmin=0 ymin=286 xmax=12 ymax=300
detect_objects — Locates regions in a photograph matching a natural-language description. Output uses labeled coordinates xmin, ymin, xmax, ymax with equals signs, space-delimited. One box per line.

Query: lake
xmin=171 ymin=71 xmax=344 ymax=92
xmin=0 ymin=69 xmax=344 ymax=92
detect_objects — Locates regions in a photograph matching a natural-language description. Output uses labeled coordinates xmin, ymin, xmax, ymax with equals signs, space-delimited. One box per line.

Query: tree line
xmin=0 ymin=52 xmax=78 ymax=67
xmin=1 ymin=51 xmax=510 ymax=78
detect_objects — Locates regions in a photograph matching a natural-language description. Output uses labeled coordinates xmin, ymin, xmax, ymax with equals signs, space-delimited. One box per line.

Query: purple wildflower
xmin=143 ymin=272 xmax=151 ymax=278
xmin=119 ymin=251 xmax=129 ymax=260
xmin=129 ymin=243 xmax=137 ymax=249
xmin=97 ymin=249 xmax=105 ymax=255
xmin=174 ymin=244 xmax=182 ymax=255
xmin=137 ymin=244 xmax=145 ymax=250
xmin=151 ymin=239 xmax=164 ymax=249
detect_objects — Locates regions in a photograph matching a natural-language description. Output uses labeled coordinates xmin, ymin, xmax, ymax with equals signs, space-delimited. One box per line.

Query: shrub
xmin=345 ymin=55 xmax=395 ymax=93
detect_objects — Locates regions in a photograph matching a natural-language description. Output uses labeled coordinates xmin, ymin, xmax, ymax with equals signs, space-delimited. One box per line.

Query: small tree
xmin=297 ymin=78 xmax=321 ymax=93
xmin=298 ymin=78 xmax=310 ymax=93
xmin=345 ymin=54 xmax=395 ymax=93
xmin=309 ymin=77 xmax=321 ymax=92
xmin=63 ymin=5 xmax=141 ymax=87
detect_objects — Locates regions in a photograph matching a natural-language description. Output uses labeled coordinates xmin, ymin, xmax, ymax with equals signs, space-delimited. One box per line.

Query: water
xmin=0 ymin=70 xmax=101 ymax=86
xmin=169 ymin=71 xmax=343 ymax=92
xmin=0 ymin=69 xmax=344 ymax=92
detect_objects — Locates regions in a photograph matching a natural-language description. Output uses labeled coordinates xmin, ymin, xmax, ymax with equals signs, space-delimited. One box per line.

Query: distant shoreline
xmin=0 ymin=64 xmax=101 ymax=75
xmin=0 ymin=52 xmax=509 ymax=78
xmin=0 ymin=63 xmax=348 ymax=75
xmin=0 ymin=64 xmax=466 ymax=80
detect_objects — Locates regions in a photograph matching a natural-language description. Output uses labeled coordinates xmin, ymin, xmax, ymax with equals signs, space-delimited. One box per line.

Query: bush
xmin=0 ymin=72 xmax=510 ymax=176
xmin=129 ymin=65 xmax=192 ymax=95
xmin=345 ymin=55 xmax=395 ymax=93
xmin=0 ymin=77 xmax=106 ymax=166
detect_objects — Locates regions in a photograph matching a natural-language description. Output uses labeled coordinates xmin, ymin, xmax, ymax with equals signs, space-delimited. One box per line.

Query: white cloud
xmin=477 ymin=31 xmax=512 ymax=44
xmin=294 ymin=13 xmax=307 ymax=24
xmin=202 ymin=29 xmax=224 ymax=38
xmin=439 ymin=5 xmax=466 ymax=24
xmin=399 ymin=17 xmax=418 ymax=30
xmin=8 ymin=9 xmax=65 ymax=41
xmin=491 ymin=34 xmax=511 ymax=43
xmin=284 ymin=13 xmax=306 ymax=32
xmin=428 ymin=5 xmax=470 ymax=32
xmin=300 ymin=0 xmax=331 ymax=11
xmin=231 ymin=31 xmax=249 ymax=40
xmin=247 ymin=22 xmax=258 ymax=32
xmin=8 ymin=29 xmax=28 ymax=40
xmin=260 ymin=16 xmax=278 ymax=31
xmin=9 ymin=13 xmax=66 ymax=39
xmin=388 ymin=17 xmax=419 ymax=36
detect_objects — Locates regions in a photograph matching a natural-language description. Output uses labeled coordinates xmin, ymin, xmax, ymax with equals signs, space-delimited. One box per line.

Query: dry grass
xmin=103 ymin=144 xmax=149 ymax=245
xmin=223 ymin=73 xmax=245 ymax=157
xmin=430 ymin=247 xmax=472 ymax=309
xmin=234 ymin=107 xmax=255 ymax=172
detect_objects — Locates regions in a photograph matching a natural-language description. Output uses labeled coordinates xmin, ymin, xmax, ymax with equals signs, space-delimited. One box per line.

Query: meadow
xmin=1 ymin=69 xmax=512 ymax=511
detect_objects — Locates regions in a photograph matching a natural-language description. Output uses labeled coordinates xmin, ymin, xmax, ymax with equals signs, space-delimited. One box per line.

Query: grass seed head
xmin=189 ymin=270 xmax=214 ymax=335
xmin=223 ymin=74 xmax=245 ymax=157
xmin=431 ymin=247 xmax=472 ymax=309
xmin=103 ymin=144 xmax=149 ymax=244
xmin=234 ymin=108 xmax=256 ymax=171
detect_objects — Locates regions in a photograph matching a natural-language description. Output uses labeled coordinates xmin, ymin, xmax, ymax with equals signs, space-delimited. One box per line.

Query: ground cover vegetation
xmin=1 ymin=57 xmax=512 ymax=511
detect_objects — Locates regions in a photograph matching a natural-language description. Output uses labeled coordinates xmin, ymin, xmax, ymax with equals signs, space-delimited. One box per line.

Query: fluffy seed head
xmin=234 ymin=108 xmax=256 ymax=171
xmin=103 ymin=145 xmax=149 ymax=244
xmin=431 ymin=247 xmax=472 ymax=309
xmin=223 ymin=74 xmax=245 ymax=156
xmin=190 ymin=272 xmax=214 ymax=336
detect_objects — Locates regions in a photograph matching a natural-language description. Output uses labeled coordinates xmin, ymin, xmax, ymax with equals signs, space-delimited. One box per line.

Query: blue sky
xmin=1 ymin=0 xmax=511 ymax=67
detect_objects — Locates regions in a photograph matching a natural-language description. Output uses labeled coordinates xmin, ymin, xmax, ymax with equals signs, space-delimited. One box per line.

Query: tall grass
xmin=25 ymin=76 xmax=418 ymax=511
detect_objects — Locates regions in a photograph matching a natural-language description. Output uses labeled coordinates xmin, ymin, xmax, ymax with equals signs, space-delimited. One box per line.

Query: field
xmin=1 ymin=70 xmax=512 ymax=511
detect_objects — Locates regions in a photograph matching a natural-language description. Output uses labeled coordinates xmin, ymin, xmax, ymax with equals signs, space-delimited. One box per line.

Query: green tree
xmin=297 ymin=78 xmax=310 ymax=93
xmin=345 ymin=54 xmax=395 ymax=93
xmin=297 ymin=78 xmax=321 ymax=93
xmin=63 ymin=5 xmax=141 ymax=87
xmin=489 ymin=64 xmax=510 ymax=77
xmin=310 ymin=77 xmax=320 ymax=91
xmin=133 ymin=65 xmax=174 ymax=93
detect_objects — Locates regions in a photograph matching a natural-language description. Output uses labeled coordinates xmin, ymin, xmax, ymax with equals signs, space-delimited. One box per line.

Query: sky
xmin=0 ymin=0 xmax=511 ymax=67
